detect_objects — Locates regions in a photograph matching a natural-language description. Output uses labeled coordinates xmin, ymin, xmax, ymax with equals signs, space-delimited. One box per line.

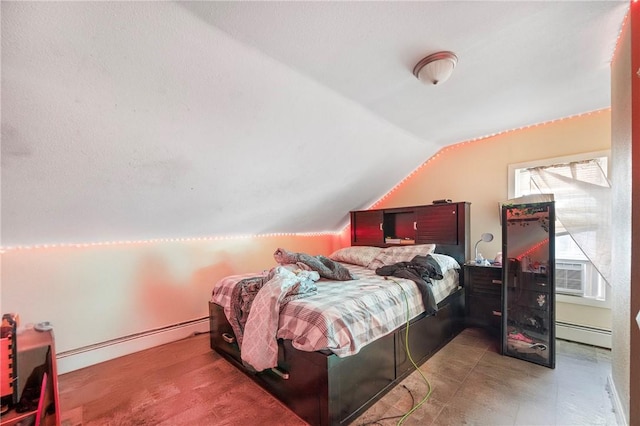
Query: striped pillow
xmin=367 ymin=244 xmax=437 ymax=270
xmin=329 ymin=246 xmax=384 ymax=267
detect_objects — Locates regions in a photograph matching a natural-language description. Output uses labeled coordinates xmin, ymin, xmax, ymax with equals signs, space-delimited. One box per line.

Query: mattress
xmin=211 ymin=254 xmax=460 ymax=358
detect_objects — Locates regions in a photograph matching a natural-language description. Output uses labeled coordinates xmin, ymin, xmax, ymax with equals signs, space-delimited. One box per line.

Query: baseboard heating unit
xmin=556 ymin=321 xmax=611 ymax=349
xmin=56 ymin=317 xmax=209 ymax=374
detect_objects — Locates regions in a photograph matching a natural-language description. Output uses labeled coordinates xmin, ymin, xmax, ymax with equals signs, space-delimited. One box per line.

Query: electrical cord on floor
xmin=393 ymin=278 xmax=434 ymax=425
xmin=361 ymin=277 xmax=434 ymax=426
xmin=361 ymin=276 xmax=433 ymax=426
xmin=358 ymin=384 xmax=415 ymax=426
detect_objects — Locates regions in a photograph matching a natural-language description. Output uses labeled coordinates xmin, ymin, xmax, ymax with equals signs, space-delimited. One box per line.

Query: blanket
xmin=240 ymin=266 xmax=320 ymax=371
xmin=227 ymin=248 xmax=356 ymax=371
xmin=228 ymin=266 xmax=317 ymax=349
xmin=273 ymin=248 xmax=357 ymax=281
xmin=375 ymin=254 xmax=443 ymax=315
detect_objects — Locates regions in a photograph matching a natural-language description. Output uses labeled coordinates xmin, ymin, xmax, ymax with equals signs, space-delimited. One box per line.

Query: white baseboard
xmin=556 ymin=321 xmax=612 ymax=349
xmin=607 ymin=374 xmax=628 ymax=426
xmin=56 ymin=317 xmax=210 ymax=375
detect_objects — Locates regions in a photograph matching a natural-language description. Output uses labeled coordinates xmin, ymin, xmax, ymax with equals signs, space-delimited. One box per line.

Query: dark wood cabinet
xmin=0 ymin=328 xmax=60 ymax=426
xmin=350 ymin=202 xmax=470 ymax=260
xmin=415 ymin=204 xmax=462 ymax=245
xmin=350 ymin=210 xmax=384 ymax=246
xmin=464 ymin=264 xmax=503 ymax=338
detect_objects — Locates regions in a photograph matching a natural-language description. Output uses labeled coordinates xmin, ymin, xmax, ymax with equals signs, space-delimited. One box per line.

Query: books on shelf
xmin=385 ymin=238 xmax=415 ymax=245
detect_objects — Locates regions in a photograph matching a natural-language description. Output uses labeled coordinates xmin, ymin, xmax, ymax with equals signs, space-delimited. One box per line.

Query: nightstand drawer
xmin=466 ymin=266 xmax=502 ymax=296
xmin=464 ymin=264 xmax=503 ymax=338
xmin=468 ymin=297 xmax=502 ymax=332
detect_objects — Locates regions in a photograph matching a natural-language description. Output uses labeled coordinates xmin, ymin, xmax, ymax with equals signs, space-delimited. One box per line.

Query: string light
xmin=0 ymin=231 xmax=340 ymax=253
xmin=368 ymin=108 xmax=609 ymax=210
xmin=516 ymin=238 xmax=550 ymax=261
xmin=2 ymin=107 xmax=611 ymax=252
xmin=611 ymin=9 xmax=630 ymax=62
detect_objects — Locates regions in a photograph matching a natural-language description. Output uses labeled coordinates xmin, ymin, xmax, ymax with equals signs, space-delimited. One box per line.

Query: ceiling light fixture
xmin=413 ymin=51 xmax=458 ymax=85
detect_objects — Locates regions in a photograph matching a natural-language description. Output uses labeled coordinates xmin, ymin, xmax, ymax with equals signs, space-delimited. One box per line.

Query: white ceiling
xmin=183 ymin=1 xmax=628 ymax=145
xmin=0 ymin=1 xmax=629 ymax=246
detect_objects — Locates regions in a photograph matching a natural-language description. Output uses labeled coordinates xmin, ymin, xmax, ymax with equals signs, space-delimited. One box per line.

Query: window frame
xmin=508 ymin=150 xmax=611 ymax=308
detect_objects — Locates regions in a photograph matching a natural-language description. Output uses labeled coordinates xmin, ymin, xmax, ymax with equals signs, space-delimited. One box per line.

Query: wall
xmin=1 ymin=234 xmax=340 ymax=373
xmin=611 ymin=4 xmax=633 ymax=423
xmin=372 ymin=110 xmax=613 ymax=332
xmin=631 ymin=2 xmax=640 ymax=421
xmin=0 ymin=110 xmax=613 ymax=374
xmin=611 ymin=2 xmax=640 ymax=424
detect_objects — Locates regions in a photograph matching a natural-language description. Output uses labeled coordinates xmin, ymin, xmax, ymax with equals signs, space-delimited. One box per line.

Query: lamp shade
xmin=474 ymin=232 xmax=494 ymax=262
xmin=413 ymin=51 xmax=458 ymax=85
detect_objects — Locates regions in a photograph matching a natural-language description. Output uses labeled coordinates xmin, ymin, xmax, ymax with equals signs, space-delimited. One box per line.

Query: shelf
xmin=502 ymin=201 xmax=555 ymax=368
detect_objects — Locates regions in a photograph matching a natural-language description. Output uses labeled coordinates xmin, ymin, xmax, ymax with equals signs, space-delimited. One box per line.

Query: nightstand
xmin=464 ymin=264 xmax=503 ymax=338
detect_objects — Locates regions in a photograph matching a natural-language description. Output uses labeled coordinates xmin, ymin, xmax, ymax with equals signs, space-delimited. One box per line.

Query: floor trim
xmin=556 ymin=321 xmax=611 ymax=348
xmin=56 ymin=317 xmax=209 ymax=374
xmin=607 ymin=374 xmax=628 ymax=426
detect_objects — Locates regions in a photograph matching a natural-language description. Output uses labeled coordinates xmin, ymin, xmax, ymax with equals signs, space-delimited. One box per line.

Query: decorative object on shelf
xmin=501 ymin=200 xmax=555 ymax=368
xmin=474 ymin=232 xmax=494 ymax=264
xmin=34 ymin=322 xmax=53 ymax=332
xmin=413 ymin=51 xmax=458 ymax=85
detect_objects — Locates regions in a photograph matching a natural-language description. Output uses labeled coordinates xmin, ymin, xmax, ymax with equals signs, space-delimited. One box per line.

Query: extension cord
xmin=391 ymin=278 xmax=433 ymax=426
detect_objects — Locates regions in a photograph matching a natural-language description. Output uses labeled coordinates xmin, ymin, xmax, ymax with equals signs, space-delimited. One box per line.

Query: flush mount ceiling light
xmin=413 ymin=51 xmax=458 ymax=85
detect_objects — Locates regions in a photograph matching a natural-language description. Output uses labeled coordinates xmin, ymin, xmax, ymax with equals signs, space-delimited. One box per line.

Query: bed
xmin=208 ymin=202 xmax=470 ymax=426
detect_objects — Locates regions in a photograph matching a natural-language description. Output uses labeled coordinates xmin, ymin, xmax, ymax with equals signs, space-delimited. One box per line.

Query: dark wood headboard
xmin=350 ymin=202 xmax=470 ymax=265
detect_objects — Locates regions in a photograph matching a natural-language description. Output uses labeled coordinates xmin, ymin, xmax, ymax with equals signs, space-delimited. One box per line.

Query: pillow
xmin=367 ymin=244 xmax=437 ymax=270
xmin=329 ymin=246 xmax=384 ymax=267
xmin=429 ymin=252 xmax=461 ymax=272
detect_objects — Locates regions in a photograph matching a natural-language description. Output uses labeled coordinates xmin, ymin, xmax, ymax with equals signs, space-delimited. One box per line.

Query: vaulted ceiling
xmin=1 ymin=1 xmax=629 ymax=246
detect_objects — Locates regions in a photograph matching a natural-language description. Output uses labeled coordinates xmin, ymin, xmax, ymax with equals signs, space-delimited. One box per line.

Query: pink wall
xmin=1 ymin=233 xmax=340 ymax=360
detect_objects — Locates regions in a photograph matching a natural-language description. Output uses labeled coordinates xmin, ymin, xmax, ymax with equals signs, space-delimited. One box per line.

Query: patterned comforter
xmin=211 ymin=254 xmax=460 ymax=368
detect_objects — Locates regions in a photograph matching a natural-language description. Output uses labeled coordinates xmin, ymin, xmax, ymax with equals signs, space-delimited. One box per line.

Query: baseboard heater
xmin=556 ymin=321 xmax=611 ymax=349
xmin=56 ymin=317 xmax=209 ymax=374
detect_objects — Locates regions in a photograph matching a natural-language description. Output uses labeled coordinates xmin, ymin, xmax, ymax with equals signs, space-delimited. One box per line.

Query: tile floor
xmin=355 ymin=328 xmax=618 ymax=425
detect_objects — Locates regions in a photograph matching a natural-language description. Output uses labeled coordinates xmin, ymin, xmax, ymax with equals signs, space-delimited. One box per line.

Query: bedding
xmin=328 ymin=246 xmax=383 ymax=267
xmin=367 ymin=244 xmax=436 ymax=270
xmin=210 ymin=252 xmax=460 ymax=369
xmin=227 ymin=266 xmax=319 ymax=348
xmin=273 ymin=247 xmax=356 ymax=280
xmin=240 ymin=267 xmax=320 ymax=371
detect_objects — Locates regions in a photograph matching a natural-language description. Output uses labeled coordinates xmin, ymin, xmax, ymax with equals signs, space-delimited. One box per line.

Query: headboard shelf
xmin=350 ymin=201 xmax=470 ymax=264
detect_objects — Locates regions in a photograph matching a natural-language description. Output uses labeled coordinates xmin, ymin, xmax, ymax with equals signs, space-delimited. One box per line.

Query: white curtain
xmin=529 ymin=159 xmax=611 ymax=286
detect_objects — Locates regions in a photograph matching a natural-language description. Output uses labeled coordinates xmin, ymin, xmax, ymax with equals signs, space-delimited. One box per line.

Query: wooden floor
xmin=58 ymin=328 xmax=619 ymax=426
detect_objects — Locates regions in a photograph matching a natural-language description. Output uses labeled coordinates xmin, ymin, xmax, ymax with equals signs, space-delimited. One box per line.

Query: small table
xmin=464 ymin=263 xmax=503 ymax=338
xmin=0 ymin=328 xmax=60 ymax=426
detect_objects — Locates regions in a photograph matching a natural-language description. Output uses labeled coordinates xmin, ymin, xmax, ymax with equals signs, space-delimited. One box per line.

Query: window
xmin=509 ymin=151 xmax=610 ymax=303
